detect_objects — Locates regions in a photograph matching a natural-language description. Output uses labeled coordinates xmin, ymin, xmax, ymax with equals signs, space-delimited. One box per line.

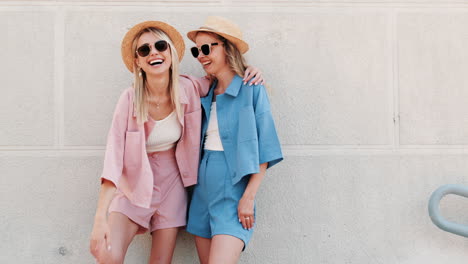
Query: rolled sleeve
xmin=254 ymin=85 xmax=283 ymax=169
xmin=100 ymin=89 xmax=130 ymax=186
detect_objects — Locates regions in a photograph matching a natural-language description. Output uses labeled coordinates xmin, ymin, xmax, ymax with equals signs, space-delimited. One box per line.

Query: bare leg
xmin=97 ymin=212 xmax=139 ymax=264
xmin=194 ymin=236 xmax=211 ymax=264
xmin=208 ymin=235 xmax=244 ymax=264
xmin=148 ymin=227 xmax=179 ymax=264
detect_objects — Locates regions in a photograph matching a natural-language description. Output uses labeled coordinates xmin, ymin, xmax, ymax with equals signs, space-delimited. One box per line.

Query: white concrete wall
xmin=1 ymin=1 xmax=468 ymax=263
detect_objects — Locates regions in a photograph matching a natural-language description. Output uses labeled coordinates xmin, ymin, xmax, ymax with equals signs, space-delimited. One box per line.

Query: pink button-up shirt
xmin=101 ymin=75 xmax=210 ymax=208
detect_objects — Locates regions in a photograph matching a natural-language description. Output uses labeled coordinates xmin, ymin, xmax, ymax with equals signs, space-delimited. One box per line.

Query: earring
xmin=138 ymin=68 xmax=142 ymax=77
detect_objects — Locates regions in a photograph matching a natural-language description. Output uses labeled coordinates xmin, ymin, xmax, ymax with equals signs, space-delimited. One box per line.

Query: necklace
xmin=149 ymin=95 xmax=164 ymax=110
xmin=148 ymin=89 xmax=170 ymax=110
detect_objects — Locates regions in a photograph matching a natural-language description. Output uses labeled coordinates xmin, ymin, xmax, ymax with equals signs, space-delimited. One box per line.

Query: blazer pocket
xmin=124 ymin=131 xmax=142 ymax=169
xmin=238 ymin=106 xmax=257 ymax=142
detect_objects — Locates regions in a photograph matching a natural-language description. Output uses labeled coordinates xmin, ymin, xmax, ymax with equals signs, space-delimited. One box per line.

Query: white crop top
xmin=146 ymin=111 xmax=182 ymax=152
xmin=204 ymin=102 xmax=224 ymax=151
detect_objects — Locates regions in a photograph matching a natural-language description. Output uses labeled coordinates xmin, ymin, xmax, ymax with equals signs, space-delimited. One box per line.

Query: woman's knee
xmin=97 ymin=249 xmax=126 ymax=264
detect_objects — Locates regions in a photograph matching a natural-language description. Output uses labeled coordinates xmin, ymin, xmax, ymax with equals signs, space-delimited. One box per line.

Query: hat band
xmin=200 ymin=26 xmax=216 ymax=31
xmin=198 ymin=26 xmax=238 ymax=41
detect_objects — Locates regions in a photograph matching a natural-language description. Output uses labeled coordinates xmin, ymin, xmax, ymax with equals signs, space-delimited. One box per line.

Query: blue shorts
xmin=186 ymin=150 xmax=253 ymax=248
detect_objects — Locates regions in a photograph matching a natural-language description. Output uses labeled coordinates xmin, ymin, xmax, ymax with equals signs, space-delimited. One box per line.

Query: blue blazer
xmin=200 ymin=75 xmax=283 ymax=185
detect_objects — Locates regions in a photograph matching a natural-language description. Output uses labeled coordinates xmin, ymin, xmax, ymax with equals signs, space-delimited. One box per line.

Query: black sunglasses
xmin=136 ymin=40 xmax=168 ymax=57
xmin=190 ymin=43 xmax=219 ymax=58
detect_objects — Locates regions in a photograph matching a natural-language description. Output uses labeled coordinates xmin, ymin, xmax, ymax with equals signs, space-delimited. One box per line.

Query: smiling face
xmin=194 ymin=32 xmax=230 ymax=76
xmin=134 ymin=31 xmax=172 ymax=77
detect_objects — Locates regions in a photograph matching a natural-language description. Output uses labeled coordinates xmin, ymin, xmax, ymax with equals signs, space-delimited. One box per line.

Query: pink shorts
xmin=108 ymin=148 xmax=187 ymax=234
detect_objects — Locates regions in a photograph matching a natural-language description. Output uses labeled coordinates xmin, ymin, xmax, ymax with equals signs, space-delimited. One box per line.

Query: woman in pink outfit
xmin=89 ymin=21 xmax=264 ymax=264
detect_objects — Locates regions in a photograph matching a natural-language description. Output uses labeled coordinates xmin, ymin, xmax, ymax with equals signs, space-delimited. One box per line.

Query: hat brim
xmin=121 ymin=21 xmax=185 ymax=73
xmin=187 ymin=29 xmax=249 ymax=54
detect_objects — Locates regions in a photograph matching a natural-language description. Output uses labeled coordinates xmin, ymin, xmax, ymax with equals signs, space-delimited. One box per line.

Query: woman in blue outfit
xmin=186 ymin=16 xmax=283 ymax=264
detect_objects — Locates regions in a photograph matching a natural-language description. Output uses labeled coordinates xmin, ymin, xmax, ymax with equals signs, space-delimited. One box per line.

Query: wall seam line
xmin=54 ymin=6 xmax=65 ymax=149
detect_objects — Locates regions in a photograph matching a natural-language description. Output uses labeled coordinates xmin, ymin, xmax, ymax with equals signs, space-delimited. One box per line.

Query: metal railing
xmin=428 ymin=184 xmax=468 ymax=238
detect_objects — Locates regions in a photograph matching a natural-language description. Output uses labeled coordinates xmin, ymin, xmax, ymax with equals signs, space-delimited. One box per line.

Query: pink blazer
xmin=101 ymin=75 xmax=210 ymax=208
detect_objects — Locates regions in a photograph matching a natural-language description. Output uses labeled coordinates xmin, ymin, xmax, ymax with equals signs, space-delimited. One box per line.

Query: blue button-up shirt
xmin=200 ymin=75 xmax=283 ymax=185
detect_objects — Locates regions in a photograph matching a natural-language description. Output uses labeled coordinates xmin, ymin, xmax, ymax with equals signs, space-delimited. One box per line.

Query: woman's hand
xmin=238 ymin=196 xmax=255 ymax=230
xmin=243 ymin=66 xmax=265 ymax=86
xmin=89 ymin=219 xmax=111 ymax=261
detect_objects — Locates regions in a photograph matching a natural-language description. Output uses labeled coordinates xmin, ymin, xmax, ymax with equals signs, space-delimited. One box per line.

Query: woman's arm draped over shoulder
xmin=180 ymin=75 xmax=211 ymax=97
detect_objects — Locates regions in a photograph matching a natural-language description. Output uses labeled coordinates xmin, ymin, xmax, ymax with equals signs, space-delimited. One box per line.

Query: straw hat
xmin=121 ymin=21 xmax=185 ymax=73
xmin=187 ymin=16 xmax=249 ymax=54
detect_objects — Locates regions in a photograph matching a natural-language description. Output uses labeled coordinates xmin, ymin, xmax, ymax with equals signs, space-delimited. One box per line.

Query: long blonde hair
xmin=216 ymin=34 xmax=271 ymax=92
xmin=217 ymin=35 xmax=248 ymax=77
xmin=131 ymin=28 xmax=181 ymax=124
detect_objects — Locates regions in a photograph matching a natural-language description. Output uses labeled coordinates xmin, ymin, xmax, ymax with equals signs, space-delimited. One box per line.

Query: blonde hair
xmin=216 ymin=34 xmax=271 ymax=92
xmin=216 ymin=35 xmax=248 ymax=77
xmin=131 ymin=28 xmax=182 ymax=124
